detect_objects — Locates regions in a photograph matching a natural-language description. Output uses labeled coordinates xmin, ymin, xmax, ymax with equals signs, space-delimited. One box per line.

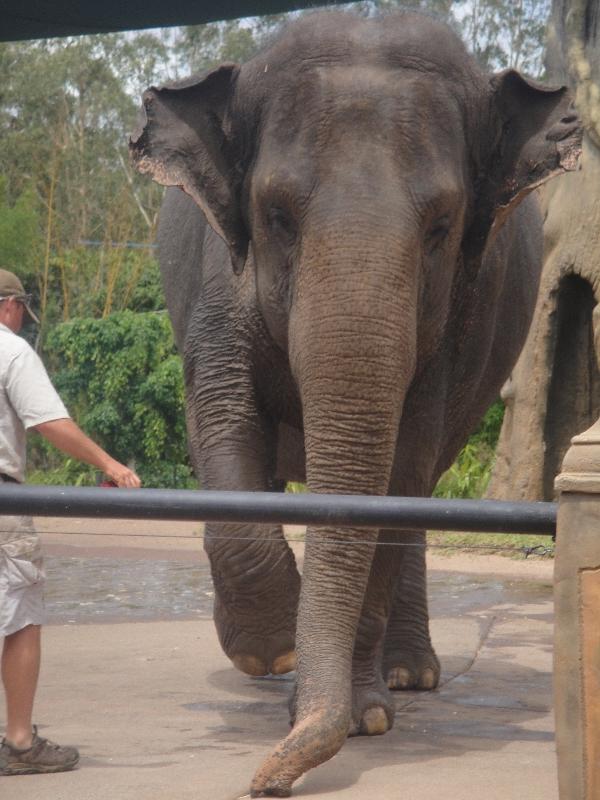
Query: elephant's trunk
xmin=291 ymin=225 xmax=417 ymax=495
xmin=251 ymin=221 xmax=418 ymax=794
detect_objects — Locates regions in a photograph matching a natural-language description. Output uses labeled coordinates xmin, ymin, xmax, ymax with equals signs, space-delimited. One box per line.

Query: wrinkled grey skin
xmin=130 ymin=11 xmax=580 ymax=795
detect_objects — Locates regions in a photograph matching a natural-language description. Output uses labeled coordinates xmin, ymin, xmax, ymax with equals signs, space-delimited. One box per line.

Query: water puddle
xmin=45 ymin=555 xmax=214 ymax=624
xmin=43 ymin=557 xmax=552 ymax=625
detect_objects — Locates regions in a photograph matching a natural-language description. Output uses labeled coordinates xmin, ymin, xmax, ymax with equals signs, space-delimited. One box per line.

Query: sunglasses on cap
xmin=0 ymin=292 xmax=40 ymax=324
xmin=0 ymin=293 xmax=33 ymax=304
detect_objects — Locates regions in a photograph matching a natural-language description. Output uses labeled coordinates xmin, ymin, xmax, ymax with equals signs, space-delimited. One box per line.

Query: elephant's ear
xmin=463 ymin=70 xmax=582 ymax=276
xmin=129 ymin=64 xmax=248 ymax=275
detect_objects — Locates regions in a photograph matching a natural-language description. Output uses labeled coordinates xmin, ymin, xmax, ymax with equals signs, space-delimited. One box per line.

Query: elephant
xmin=488 ymin=0 xmax=600 ymax=502
xmin=130 ymin=10 xmax=581 ymax=796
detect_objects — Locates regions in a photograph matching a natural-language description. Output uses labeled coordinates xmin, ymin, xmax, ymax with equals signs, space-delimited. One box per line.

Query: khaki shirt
xmin=0 ymin=322 xmax=69 ymax=482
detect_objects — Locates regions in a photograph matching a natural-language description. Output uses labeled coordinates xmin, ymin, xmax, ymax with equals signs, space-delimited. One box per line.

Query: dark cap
xmin=0 ymin=269 xmax=40 ymax=324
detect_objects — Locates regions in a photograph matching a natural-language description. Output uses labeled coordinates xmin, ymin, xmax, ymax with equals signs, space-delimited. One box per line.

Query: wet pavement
xmin=45 ymin=555 xmax=215 ymax=623
xmin=44 ymin=551 xmax=552 ymax=626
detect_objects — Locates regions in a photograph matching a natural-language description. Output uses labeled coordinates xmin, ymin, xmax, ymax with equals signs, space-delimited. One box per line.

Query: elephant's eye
xmin=267 ymin=206 xmax=297 ymax=244
xmin=425 ymin=216 xmax=450 ymax=254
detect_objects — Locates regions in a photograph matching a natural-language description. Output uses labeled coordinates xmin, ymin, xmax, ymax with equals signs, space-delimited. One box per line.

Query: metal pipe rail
xmin=0 ymin=485 xmax=556 ymax=535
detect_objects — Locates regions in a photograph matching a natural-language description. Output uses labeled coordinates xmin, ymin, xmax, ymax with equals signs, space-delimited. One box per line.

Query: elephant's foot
xmin=287 ymin=679 xmax=393 ymax=738
xmin=214 ymin=594 xmax=297 ymax=677
xmin=349 ymin=679 xmax=395 ymax=736
xmin=383 ymin=648 xmax=440 ymax=690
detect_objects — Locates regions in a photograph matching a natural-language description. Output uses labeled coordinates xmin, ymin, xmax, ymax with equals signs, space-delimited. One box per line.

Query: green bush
xmin=433 ymin=440 xmax=494 ymax=499
xmin=28 ymin=310 xmax=194 ymax=488
xmin=434 ymin=399 xmax=505 ymax=499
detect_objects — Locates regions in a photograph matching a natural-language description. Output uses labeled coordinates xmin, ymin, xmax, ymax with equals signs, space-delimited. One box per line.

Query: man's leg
xmin=2 ymin=624 xmax=40 ymax=748
xmin=0 ymin=511 xmax=79 ymax=774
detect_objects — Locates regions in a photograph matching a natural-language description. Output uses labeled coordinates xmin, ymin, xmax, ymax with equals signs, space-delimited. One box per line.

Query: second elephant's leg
xmin=348 ymin=532 xmax=399 ymax=736
xmin=207 ymin=516 xmax=300 ymax=677
xmin=382 ymin=531 xmax=440 ymax=690
xmin=287 ymin=532 xmax=399 ymax=736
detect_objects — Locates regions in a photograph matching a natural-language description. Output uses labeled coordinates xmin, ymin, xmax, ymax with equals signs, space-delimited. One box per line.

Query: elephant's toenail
xmin=233 ymin=654 xmax=268 ymax=676
xmin=272 ymin=651 xmax=296 ymax=674
xmin=388 ymin=667 xmax=412 ymax=689
xmin=418 ymin=668 xmax=437 ymax=690
xmin=360 ymin=707 xmax=389 ymax=735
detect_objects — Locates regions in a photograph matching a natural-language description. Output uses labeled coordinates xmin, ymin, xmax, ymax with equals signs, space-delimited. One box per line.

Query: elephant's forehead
xmin=260 ymin=64 xmax=465 ymax=167
xmin=277 ymin=64 xmax=456 ymax=116
xmin=313 ymin=65 xmax=433 ymax=113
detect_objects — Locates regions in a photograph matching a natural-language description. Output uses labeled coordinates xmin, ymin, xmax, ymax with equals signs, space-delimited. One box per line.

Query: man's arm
xmin=33 ymin=418 xmax=141 ymax=488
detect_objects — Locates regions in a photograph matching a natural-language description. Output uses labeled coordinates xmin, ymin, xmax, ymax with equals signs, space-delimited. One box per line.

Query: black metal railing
xmin=0 ymin=485 xmax=556 ymax=535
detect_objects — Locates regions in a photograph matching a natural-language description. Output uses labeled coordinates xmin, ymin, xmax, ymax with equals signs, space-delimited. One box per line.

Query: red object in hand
xmin=99 ymin=480 xmax=118 ymax=488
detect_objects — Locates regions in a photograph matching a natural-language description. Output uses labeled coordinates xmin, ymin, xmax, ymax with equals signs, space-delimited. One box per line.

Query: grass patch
xmin=426 ymin=531 xmax=554 ymax=559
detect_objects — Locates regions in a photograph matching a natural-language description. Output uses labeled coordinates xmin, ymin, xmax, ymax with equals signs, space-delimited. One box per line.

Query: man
xmin=0 ymin=268 xmax=141 ymax=775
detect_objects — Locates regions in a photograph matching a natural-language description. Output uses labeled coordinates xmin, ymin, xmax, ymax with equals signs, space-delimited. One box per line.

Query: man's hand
xmin=104 ymin=460 xmax=141 ymax=489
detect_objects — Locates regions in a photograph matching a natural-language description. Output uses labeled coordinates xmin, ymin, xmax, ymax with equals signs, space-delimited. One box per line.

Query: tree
xmin=1 ymin=23 xmax=199 ymax=337
xmin=0 ymin=179 xmax=42 ymax=286
xmin=174 ymin=14 xmax=288 ymax=75
xmin=453 ymin=0 xmax=551 ymax=75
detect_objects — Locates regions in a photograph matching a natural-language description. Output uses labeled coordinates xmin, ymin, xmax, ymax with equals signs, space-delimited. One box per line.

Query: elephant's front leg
xmin=284 ymin=533 xmax=396 ymax=736
xmin=382 ymin=531 xmax=440 ymax=690
xmin=188 ymin=355 xmax=300 ymax=677
xmin=207 ymin=518 xmax=299 ymax=677
xmin=252 ymin=527 xmax=379 ymax=797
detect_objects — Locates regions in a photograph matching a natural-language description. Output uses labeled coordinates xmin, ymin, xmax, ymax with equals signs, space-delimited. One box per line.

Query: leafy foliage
xmin=0 ymin=179 xmax=42 ymax=284
xmin=0 ymin=33 xmax=168 ymax=221
xmin=29 ymin=311 xmax=194 ymax=488
xmin=39 ymin=247 xmax=163 ymax=327
xmin=434 ymin=400 xmax=505 ymax=499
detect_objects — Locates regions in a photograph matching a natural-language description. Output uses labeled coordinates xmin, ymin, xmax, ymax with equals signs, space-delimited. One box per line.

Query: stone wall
xmin=488 ymin=0 xmax=600 ymax=501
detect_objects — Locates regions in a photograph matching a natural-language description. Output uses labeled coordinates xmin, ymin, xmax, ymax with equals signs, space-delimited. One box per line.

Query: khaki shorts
xmin=0 ymin=481 xmax=45 ymax=637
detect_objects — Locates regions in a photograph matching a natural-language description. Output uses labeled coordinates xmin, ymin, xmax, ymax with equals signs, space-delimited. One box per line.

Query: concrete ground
xmin=3 ymin=519 xmax=556 ymax=799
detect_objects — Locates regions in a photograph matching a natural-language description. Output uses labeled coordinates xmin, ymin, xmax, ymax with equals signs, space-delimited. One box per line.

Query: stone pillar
xmin=554 ymin=415 xmax=600 ymax=799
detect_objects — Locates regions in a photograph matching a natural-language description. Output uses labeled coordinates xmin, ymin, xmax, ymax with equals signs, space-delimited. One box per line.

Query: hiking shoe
xmin=0 ymin=726 xmax=79 ymax=775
